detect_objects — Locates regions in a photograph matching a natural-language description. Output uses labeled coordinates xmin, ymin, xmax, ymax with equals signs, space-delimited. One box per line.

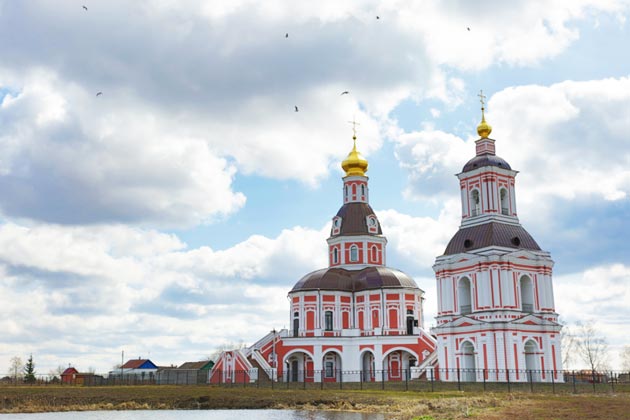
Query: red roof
xmin=61 ymin=367 xmax=78 ymax=375
xmin=121 ymin=359 xmax=157 ymax=369
xmin=122 ymin=359 xmax=148 ymax=369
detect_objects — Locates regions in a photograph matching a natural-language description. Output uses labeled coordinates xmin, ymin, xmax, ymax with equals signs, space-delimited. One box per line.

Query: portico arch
xmin=524 ymin=339 xmax=541 ymax=382
xmin=460 ymin=340 xmax=476 ymax=382
xmin=360 ymin=350 xmax=375 ymax=382
xmin=322 ymin=350 xmax=342 ymax=382
xmin=382 ymin=348 xmax=418 ymax=381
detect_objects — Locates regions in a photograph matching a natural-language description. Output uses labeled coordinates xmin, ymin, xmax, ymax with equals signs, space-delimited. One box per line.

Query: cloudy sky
xmin=1 ymin=0 xmax=629 ymax=374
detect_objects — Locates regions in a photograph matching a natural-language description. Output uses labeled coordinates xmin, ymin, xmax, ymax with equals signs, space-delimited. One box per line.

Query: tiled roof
xmin=291 ymin=266 xmax=419 ymax=292
xmin=330 ymin=203 xmax=382 ymax=237
xmin=121 ymin=359 xmax=154 ymax=369
xmin=178 ymin=361 xmax=213 ymax=370
xmin=443 ymin=222 xmax=541 ymax=255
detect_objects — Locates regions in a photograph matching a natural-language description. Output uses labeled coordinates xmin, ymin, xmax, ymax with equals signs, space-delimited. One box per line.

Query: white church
xmin=210 ymin=102 xmax=563 ymax=384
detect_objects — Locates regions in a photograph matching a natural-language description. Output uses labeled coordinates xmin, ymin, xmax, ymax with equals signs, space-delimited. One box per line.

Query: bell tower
xmin=327 ymin=125 xmax=387 ymax=269
xmin=431 ymin=92 xmax=562 ymax=383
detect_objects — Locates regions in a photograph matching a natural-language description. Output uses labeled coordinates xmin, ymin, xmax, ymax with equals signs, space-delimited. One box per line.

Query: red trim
xmin=490 ymin=270 xmax=496 ymax=308
xmin=552 ymin=345 xmax=558 ymax=379
xmin=513 ymin=343 xmax=519 ymax=380
xmin=534 ymin=274 xmax=540 ymax=311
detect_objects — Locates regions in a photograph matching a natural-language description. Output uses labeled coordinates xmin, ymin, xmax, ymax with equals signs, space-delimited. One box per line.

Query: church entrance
xmin=322 ymin=352 xmax=341 ymax=382
xmin=461 ymin=341 xmax=476 ymax=382
xmin=361 ymin=351 xmax=375 ymax=382
xmin=524 ymin=340 xmax=540 ymax=382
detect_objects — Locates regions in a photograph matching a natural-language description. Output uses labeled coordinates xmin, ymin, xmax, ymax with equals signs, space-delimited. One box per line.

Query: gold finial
xmin=477 ymin=90 xmax=492 ymax=138
xmin=341 ymin=119 xmax=368 ymax=177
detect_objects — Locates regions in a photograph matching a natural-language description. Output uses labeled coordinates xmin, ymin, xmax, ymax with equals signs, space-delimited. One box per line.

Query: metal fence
xmin=3 ymin=369 xmax=630 ymax=394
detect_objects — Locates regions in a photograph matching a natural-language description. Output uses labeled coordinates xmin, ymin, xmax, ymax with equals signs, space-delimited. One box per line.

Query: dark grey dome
xmin=444 ymin=222 xmax=541 ymax=255
xmin=291 ymin=266 xmax=419 ymax=293
xmin=462 ymin=154 xmax=511 ymax=172
xmin=330 ymin=203 xmax=382 ymax=237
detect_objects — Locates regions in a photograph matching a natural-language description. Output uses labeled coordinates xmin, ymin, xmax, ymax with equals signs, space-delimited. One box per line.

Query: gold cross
xmin=348 ymin=118 xmax=360 ymax=138
xmin=478 ymin=90 xmax=486 ymax=109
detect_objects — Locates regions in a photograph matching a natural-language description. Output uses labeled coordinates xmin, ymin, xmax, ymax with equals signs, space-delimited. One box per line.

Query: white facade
xmin=432 ymin=130 xmax=563 ymax=383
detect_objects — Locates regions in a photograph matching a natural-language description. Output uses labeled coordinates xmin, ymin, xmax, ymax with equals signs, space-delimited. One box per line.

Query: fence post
xmin=339 ymin=369 xmax=342 ymax=390
xmin=303 ymin=370 xmax=306 ymax=390
xmin=405 ymin=368 xmax=408 ymax=391
xmin=457 ymin=368 xmax=461 ymax=391
xmin=360 ymin=369 xmax=363 ymax=390
xmin=610 ymin=371 xmax=614 ymax=393
xmin=506 ymin=369 xmax=511 ymax=393
xmin=592 ymin=370 xmax=596 ymax=393
xmin=572 ymin=371 xmax=577 ymax=394
xmin=430 ymin=368 xmax=434 ymax=392
xmin=321 ymin=370 xmax=324 ymax=390
xmin=381 ymin=369 xmax=385 ymax=390
xmin=529 ymin=370 xmax=533 ymax=393
xmin=483 ymin=368 xmax=487 ymax=392
xmin=243 ymin=369 xmax=246 ymax=388
xmin=551 ymin=369 xmax=555 ymax=394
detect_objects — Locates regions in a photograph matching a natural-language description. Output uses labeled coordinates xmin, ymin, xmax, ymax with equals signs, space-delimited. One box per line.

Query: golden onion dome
xmin=477 ymin=90 xmax=492 ymax=138
xmin=341 ymin=135 xmax=368 ymax=177
xmin=477 ymin=110 xmax=492 ymax=138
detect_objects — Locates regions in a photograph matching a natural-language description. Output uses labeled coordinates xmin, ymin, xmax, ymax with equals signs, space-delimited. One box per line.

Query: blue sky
xmin=0 ymin=1 xmax=629 ymax=373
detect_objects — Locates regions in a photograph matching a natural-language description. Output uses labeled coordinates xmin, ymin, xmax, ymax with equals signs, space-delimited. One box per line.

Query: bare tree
xmin=9 ymin=357 xmax=23 ymax=382
xmin=575 ymin=322 xmax=609 ymax=372
xmin=559 ymin=318 xmax=576 ymax=369
xmin=620 ymin=345 xmax=630 ymax=372
xmin=207 ymin=341 xmax=248 ymax=362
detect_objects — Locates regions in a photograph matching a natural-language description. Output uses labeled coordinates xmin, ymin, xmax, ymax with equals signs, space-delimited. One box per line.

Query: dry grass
xmin=1 ymin=385 xmax=629 ymax=419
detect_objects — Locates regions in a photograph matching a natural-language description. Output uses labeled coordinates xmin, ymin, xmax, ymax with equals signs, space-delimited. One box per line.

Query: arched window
xmin=470 ymin=189 xmax=481 ymax=216
xmin=332 ymin=248 xmax=339 ymax=264
xmin=345 ymin=185 xmax=349 ymax=200
xmin=361 ymin=185 xmax=365 ymax=196
xmin=350 ymin=245 xmax=359 ymax=262
xmin=406 ymin=309 xmax=414 ymax=335
xmin=325 ymin=311 xmax=333 ymax=331
xmin=293 ymin=312 xmax=299 ymax=337
xmin=458 ymin=277 xmax=472 ymax=315
xmin=500 ymin=188 xmax=509 ymax=215
xmin=371 ymin=245 xmax=377 ymax=262
xmin=520 ymin=275 xmax=534 ymax=313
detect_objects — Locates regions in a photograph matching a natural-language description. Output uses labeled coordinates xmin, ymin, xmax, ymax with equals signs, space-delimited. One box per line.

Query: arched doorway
xmin=322 ymin=351 xmax=342 ymax=382
xmin=461 ymin=341 xmax=476 ymax=382
xmin=524 ymin=340 xmax=540 ymax=382
xmin=383 ymin=349 xmax=417 ymax=381
xmin=458 ymin=277 xmax=472 ymax=315
xmin=283 ymin=351 xmax=314 ymax=383
xmin=520 ymin=275 xmax=534 ymax=313
xmin=361 ymin=351 xmax=375 ymax=382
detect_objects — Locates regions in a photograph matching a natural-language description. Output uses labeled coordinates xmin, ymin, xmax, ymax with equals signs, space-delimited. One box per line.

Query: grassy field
xmin=1 ymin=385 xmax=630 ymax=419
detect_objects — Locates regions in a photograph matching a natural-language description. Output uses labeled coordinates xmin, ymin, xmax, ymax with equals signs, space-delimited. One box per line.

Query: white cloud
xmin=0 ymin=220 xmax=329 ymax=372
xmin=377 ymin=202 xmax=460 ymax=270
xmin=2 ymin=1 xmax=627 ymax=226
xmin=555 ymin=264 xmax=630 ymax=369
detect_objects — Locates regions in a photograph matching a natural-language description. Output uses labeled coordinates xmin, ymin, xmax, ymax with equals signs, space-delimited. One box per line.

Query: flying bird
xmin=82 ymin=5 xmax=88 ymax=10
xmin=294 ymin=106 xmax=299 ymax=112
xmin=96 ymin=92 xmax=102 ymax=96
xmin=376 ymin=16 xmax=380 ymax=20
xmin=285 ymin=33 xmax=289 ymax=38
xmin=467 ymin=27 xmax=470 ymax=31
xmin=341 ymin=91 xmax=349 ymax=95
